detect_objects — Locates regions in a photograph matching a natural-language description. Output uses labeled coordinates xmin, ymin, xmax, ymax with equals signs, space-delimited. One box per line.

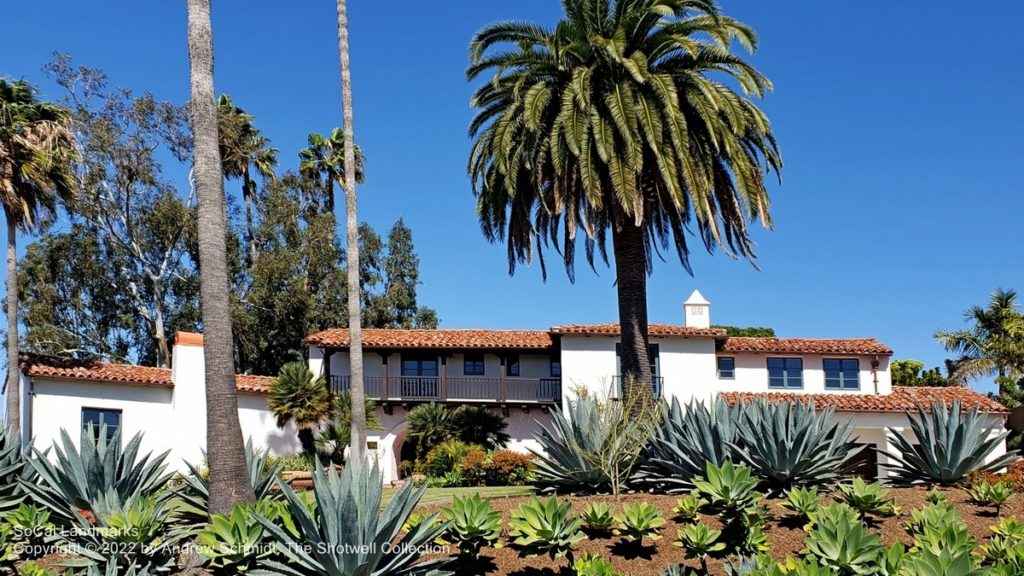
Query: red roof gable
xmin=304 ymin=328 xmax=555 ymax=350
xmin=720 ymin=386 xmax=1007 ymax=414
xmin=551 ymin=323 xmax=727 ymax=337
xmin=719 ymin=337 xmax=893 ymax=356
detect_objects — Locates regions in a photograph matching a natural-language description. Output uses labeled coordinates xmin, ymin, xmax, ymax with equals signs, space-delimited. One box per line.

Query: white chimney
xmin=170 ymin=332 xmax=208 ymax=467
xmin=684 ymin=290 xmax=710 ymax=328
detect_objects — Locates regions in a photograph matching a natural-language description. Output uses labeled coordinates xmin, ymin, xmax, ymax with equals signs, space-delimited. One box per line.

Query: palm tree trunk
xmin=187 ymin=0 xmax=254 ymax=514
xmin=611 ymin=218 xmax=652 ymax=406
xmin=336 ymin=0 xmax=367 ymax=470
xmin=4 ymin=211 xmax=20 ymax=435
xmin=242 ymin=167 xmax=257 ymax=265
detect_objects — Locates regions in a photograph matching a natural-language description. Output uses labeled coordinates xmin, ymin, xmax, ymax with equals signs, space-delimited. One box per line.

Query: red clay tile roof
xmin=304 ymin=328 xmax=555 ymax=350
xmin=20 ymin=353 xmax=273 ymax=393
xmin=720 ymin=386 xmax=1008 ymax=414
xmin=550 ymin=323 xmax=727 ymax=337
xmin=719 ymin=337 xmax=893 ymax=356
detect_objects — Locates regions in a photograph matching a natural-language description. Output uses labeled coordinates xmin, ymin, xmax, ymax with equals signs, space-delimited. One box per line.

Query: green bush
xmin=612 ymin=501 xmax=664 ymax=545
xmin=442 ymin=493 xmax=503 ymax=558
xmin=508 ymin=495 xmax=585 ymax=563
xmin=580 ymin=502 xmax=615 ymax=535
xmin=423 ymin=439 xmax=484 ymax=478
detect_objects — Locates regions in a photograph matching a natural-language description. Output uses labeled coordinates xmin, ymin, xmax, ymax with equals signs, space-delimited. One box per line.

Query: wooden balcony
xmin=328 ymin=374 xmax=561 ymax=405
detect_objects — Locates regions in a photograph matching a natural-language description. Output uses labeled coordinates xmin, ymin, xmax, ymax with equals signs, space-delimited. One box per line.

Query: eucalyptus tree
xmin=0 ymin=78 xmax=76 ymax=433
xmin=467 ymin=0 xmax=781 ymax=402
xmin=217 ymin=94 xmax=277 ymax=265
xmin=936 ymin=288 xmax=1024 ymax=397
xmin=298 ymin=128 xmax=364 ymax=215
xmin=187 ymin=0 xmax=254 ymax=512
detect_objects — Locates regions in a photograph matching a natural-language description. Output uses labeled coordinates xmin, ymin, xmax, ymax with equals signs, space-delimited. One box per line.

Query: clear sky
xmin=4 ymin=1 xmax=1023 ymax=394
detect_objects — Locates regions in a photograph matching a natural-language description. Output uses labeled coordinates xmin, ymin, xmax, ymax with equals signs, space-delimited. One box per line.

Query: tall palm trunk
xmin=611 ymin=218 xmax=652 ymax=406
xmin=242 ymin=167 xmax=257 ymax=265
xmin=336 ymin=0 xmax=367 ymax=469
xmin=187 ymin=0 xmax=254 ymax=513
xmin=4 ymin=210 xmax=20 ymax=434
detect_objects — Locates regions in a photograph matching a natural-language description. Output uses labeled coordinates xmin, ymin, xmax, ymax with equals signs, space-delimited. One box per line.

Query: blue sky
xmin=4 ymin=1 xmax=1023 ymax=394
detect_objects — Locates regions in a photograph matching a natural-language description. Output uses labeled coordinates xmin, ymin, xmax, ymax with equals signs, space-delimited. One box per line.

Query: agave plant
xmin=904 ymin=502 xmax=962 ymax=540
xmin=965 ymin=479 xmax=1014 ymax=515
xmin=24 ymin=425 xmax=171 ymax=520
xmin=252 ymin=460 xmax=450 ymax=575
xmin=5 ymin=502 xmax=53 ymax=555
xmin=900 ymin=547 xmax=985 ymax=576
xmin=692 ymin=461 xmax=761 ymax=519
xmin=838 ymin=478 xmax=898 ymax=519
xmin=508 ymin=495 xmax=586 ymax=563
xmin=635 ymin=397 xmax=736 ymax=492
xmin=177 ymin=438 xmax=284 ymax=524
xmin=675 ymin=521 xmax=724 ymax=574
xmin=0 ymin=425 xmax=34 ymax=514
xmin=572 ymin=553 xmax=622 ymax=576
xmin=197 ymin=500 xmax=293 ymax=574
xmin=801 ymin=503 xmax=883 ymax=575
xmin=530 ymin=398 xmax=614 ymax=493
xmin=731 ymin=399 xmax=864 ymax=491
xmin=580 ymin=502 xmax=615 ymax=535
xmin=780 ymin=486 xmax=822 ymax=526
xmin=612 ymin=501 xmax=664 ymax=545
xmin=978 ymin=518 xmax=1024 ymax=566
xmin=885 ymin=400 xmax=1018 ymax=485
xmin=671 ymin=493 xmax=704 ymax=524
xmin=441 ymin=493 xmax=502 ymax=559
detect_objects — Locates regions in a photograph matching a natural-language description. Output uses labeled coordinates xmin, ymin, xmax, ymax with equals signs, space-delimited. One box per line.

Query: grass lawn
xmin=299 ymin=485 xmax=535 ymax=508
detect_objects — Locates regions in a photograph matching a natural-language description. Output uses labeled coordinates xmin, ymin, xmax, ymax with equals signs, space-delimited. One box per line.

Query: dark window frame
xmin=463 ymin=353 xmax=486 ymax=376
xmin=81 ymin=407 xmax=122 ymax=445
xmin=824 ymin=358 xmax=860 ymax=390
xmin=550 ymin=355 xmax=562 ymax=378
xmin=767 ymin=357 xmax=803 ymax=389
xmin=614 ymin=343 xmax=661 ymax=378
xmin=717 ymin=357 xmax=735 ymax=379
xmin=400 ymin=354 xmax=439 ymax=377
xmin=505 ymin=354 xmax=521 ymax=377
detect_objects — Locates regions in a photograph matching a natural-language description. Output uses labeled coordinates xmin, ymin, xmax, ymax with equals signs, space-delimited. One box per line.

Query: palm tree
xmin=315 ymin=391 xmax=382 ymax=464
xmin=269 ymin=361 xmax=330 ymax=455
xmin=217 ymin=94 xmax=277 ymax=265
xmin=407 ymin=402 xmax=454 ymax=460
xmin=467 ymin=0 xmax=781 ymax=404
xmin=452 ymin=405 xmax=511 ymax=450
xmin=0 ymin=79 xmax=76 ymax=435
xmin=936 ymin=288 xmax=1024 ymax=397
xmin=335 ymin=0 xmax=368 ymax=470
xmin=298 ymin=128 xmax=364 ymax=215
xmin=186 ymin=0 xmax=254 ymax=513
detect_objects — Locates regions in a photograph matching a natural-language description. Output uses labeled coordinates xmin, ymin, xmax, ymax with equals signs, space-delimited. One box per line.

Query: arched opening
xmin=394 ymin=431 xmax=418 ymax=478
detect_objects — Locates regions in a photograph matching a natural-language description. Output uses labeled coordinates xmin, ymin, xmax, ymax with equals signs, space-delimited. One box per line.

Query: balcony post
xmin=499 ymin=355 xmax=508 ymax=402
xmin=380 ymin=353 xmax=389 ymax=400
xmin=440 ymin=355 xmax=448 ymax=401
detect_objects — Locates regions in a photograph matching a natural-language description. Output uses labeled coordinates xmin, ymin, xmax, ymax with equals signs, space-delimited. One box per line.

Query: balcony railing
xmin=611 ymin=375 xmax=664 ymax=399
xmin=328 ymin=374 xmax=560 ymax=404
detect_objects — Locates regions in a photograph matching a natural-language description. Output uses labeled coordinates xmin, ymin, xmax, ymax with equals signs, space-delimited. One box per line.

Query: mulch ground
xmin=417 ymin=486 xmax=1024 ymax=576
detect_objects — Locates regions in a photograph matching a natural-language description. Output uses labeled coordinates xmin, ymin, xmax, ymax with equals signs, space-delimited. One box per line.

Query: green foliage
xmin=714 ymin=326 xmax=776 ymax=337
xmin=900 ymin=548 xmax=984 ymax=576
xmin=890 ymin=359 xmax=951 ymax=387
xmin=315 ymin=391 xmax=382 ymax=465
xmin=508 ymin=495 xmax=585 ymax=562
xmin=692 ymin=461 xmax=761 ymax=519
xmin=732 ymin=399 xmax=864 ymax=490
xmin=252 ymin=461 xmax=450 ymax=575
xmin=780 ymin=486 xmax=823 ymax=526
xmin=442 ymin=494 xmax=502 ymax=558
xmin=5 ymin=503 xmax=53 ymax=555
xmin=671 ymin=493 xmax=704 ymax=524
xmin=401 ymin=511 xmax=439 ymax=534
xmin=838 ymin=478 xmax=899 ymax=518
xmin=198 ymin=503 xmax=272 ymax=573
xmin=925 ymin=489 xmax=948 ymax=505
xmin=423 ymin=439 xmax=483 ymax=478
xmin=675 ymin=521 xmax=724 ymax=572
xmin=885 ymin=400 xmax=1018 ymax=485
xmin=965 ymin=479 xmax=1013 ymax=514
xmin=801 ymin=503 xmax=883 ymax=575
xmin=0 ymin=426 xmax=33 ymax=514
xmin=978 ymin=517 xmax=1024 ymax=567
xmin=24 ymin=426 xmax=171 ymax=521
xmin=573 ymin=553 xmax=622 ymax=576
xmin=935 ymin=288 xmax=1024 ymax=395
xmin=177 ymin=438 xmax=283 ymax=525
xmin=580 ymin=502 xmax=615 ymax=534
xmin=0 ymin=525 xmax=20 ymax=564
xmin=361 ymin=218 xmax=440 ymax=330
xmin=612 ymin=501 xmax=664 ymax=544
xmin=407 ymin=403 xmax=455 ymax=461
xmin=451 ymin=406 xmax=510 ymax=450
xmin=269 ymin=362 xmax=330 ymax=455
xmin=904 ymin=502 xmax=962 ymax=541
xmin=637 ymin=397 xmax=736 ymax=492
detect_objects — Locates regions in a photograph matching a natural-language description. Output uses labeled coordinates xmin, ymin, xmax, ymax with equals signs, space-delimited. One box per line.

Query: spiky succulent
xmin=965 ymin=479 xmax=1013 ymax=515
xmin=572 ymin=553 xmax=622 ymax=576
xmin=530 ymin=399 xmax=613 ymax=493
xmin=885 ymin=400 xmax=1018 ymax=485
xmin=731 ymin=399 xmax=864 ymax=491
xmin=197 ymin=500 xmax=295 ymax=574
xmin=671 ymin=493 xmax=704 ymax=524
xmin=252 ymin=460 xmax=451 ymax=576
xmin=839 ymin=478 xmax=898 ymax=519
xmin=508 ymin=495 xmax=586 ymax=563
xmin=635 ymin=397 xmax=736 ymax=492
xmin=780 ymin=486 xmax=823 ymax=526
xmin=675 ymin=521 xmax=724 ymax=573
xmin=442 ymin=493 xmax=503 ymax=558
xmin=0 ymin=425 xmax=34 ymax=515
xmin=692 ymin=461 xmax=761 ymax=519
xmin=612 ymin=501 xmax=664 ymax=544
xmin=178 ymin=438 xmax=283 ymax=525
xmin=580 ymin=502 xmax=615 ymax=534
xmin=801 ymin=503 xmax=883 ymax=575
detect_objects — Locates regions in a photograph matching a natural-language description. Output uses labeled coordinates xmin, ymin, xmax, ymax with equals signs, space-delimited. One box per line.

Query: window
xmin=401 ymin=355 xmax=438 ymax=376
xmin=824 ymin=358 xmax=860 ymax=390
xmin=464 ymin=353 xmax=485 ymax=376
xmin=506 ymin=354 xmax=520 ymax=377
xmin=81 ymin=408 xmax=122 ymax=444
xmin=550 ymin=356 xmax=562 ymax=378
xmin=767 ymin=358 xmax=803 ymax=388
xmin=614 ymin=344 xmax=660 ymax=379
xmin=717 ymin=357 xmax=735 ymax=379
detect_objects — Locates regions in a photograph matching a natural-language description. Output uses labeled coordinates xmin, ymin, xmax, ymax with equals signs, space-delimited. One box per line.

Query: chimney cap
xmin=684 ymin=289 xmax=710 ymax=306
xmin=174 ymin=332 xmax=204 ymax=347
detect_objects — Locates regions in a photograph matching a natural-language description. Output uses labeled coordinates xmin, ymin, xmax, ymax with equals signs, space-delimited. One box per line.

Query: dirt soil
xmin=417 ymin=486 xmax=1023 ymax=576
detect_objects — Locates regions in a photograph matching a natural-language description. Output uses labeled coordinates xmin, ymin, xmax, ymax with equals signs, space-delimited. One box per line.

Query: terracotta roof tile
xmin=720 ymin=337 xmax=893 ymax=355
xmin=304 ymin=328 xmax=554 ymax=350
xmin=720 ymin=386 xmax=1008 ymax=414
xmin=550 ymin=323 xmax=727 ymax=337
xmin=236 ymin=374 xmax=275 ymax=394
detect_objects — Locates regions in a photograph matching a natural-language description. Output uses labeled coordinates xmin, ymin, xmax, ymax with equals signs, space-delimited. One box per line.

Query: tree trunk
xmin=336 ymin=0 xmax=367 ymax=471
xmin=152 ymin=279 xmax=170 ymax=368
xmin=611 ymin=217 xmax=652 ymax=406
xmin=298 ymin=428 xmax=316 ymax=457
xmin=5 ymin=212 xmax=20 ymax=435
xmin=187 ymin=0 xmax=254 ymax=514
xmin=242 ymin=167 xmax=257 ymax=266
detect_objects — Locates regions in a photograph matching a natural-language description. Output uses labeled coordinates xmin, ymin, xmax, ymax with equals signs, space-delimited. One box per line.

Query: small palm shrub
xmin=573 ymin=553 xmax=622 ymax=576
xmin=452 ymin=405 xmax=511 ymax=450
xmin=636 ymin=397 xmax=736 ymax=492
xmin=580 ymin=502 xmax=615 ymax=535
xmin=315 ymin=391 xmax=382 ymax=464
xmin=269 ymin=361 xmax=330 ymax=455
xmin=692 ymin=461 xmax=761 ymax=519
xmin=801 ymin=502 xmax=884 ymax=575
xmin=25 ymin=426 xmax=172 ymax=520
xmin=612 ymin=501 xmax=664 ymax=545
xmin=407 ymin=402 xmax=454 ymax=460
xmin=442 ymin=493 xmax=502 ymax=559
xmin=671 ymin=493 xmax=704 ymax=524
xmin=885 ymin=400 xmax=1018 ymax=485
xmin=966 ymin=479 xmax=1013 ymax=514
xmin=178 ymin=438 xmax=283 ymax=525
xmin=5 ymin=503 xmax=53 ymax=557
xmin=508 ymin=495 xmax=585 ymax=564
xmin=253 ymin=461 xmax=450 ymax=575
xmin=839 ymin=478 xmax=898 ymax=519
xmin=675 ymin=521 xmax=725 ymax=573
xmin=731 ymin=399 xmax=864 ymax=491
xmin=780 ymin=486 xmax=823 ymax=526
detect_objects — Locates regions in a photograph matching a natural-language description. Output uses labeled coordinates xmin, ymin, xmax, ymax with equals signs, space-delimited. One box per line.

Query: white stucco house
xmin=17 ymin=290 xmax=1009 ymax=484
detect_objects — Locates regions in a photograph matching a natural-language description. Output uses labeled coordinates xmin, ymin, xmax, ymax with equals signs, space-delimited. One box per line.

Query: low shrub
xmin=580 ymin=502 xmax=615 ymax=535
xmin=423 ymin=439 xmax=485 ymax=478
xmin=508 ymin=495 xmax=585 ymax=564
xmin=485 ymin=450 xmax=534 ymax=485
xmin=613 ymin=501 xmax=664 ymax=545
xmin=442 ymin=494 xmax=503 ymax=559
xmin=269 ymin=453 xmax=314 ymax=472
